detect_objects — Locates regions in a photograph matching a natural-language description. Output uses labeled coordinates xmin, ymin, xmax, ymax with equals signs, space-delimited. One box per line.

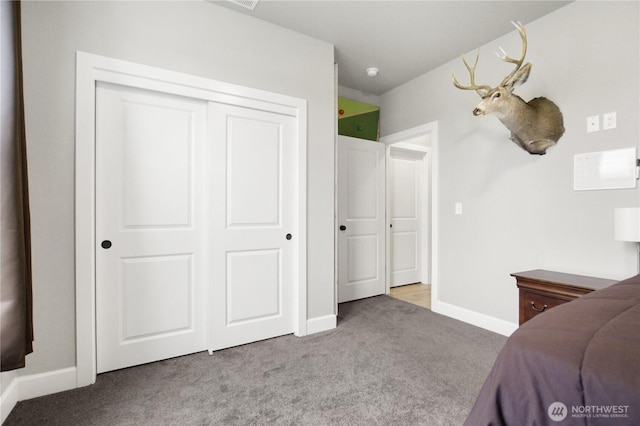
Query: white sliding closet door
xmin=77 ymin=52 xmax=307 ymax=386
xmin=208 ymin=102 xmax=296 ymax=351
xmin=95 ymin=83 xmax=208 ymax=373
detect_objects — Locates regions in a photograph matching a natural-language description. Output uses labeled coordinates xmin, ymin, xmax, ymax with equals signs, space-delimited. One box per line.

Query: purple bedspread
xmin=465 ymin=274 xmax=640 ymax=425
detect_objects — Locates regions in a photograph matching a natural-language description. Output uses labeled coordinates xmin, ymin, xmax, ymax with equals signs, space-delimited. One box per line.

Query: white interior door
xmin=208 ymin=102 xmax=296 ymax=351
xmin=389 ymin=148 xmax=425 ymax=287
xmin=96 ymin=83 xmax=208 ymax=373
xmin=337 ymin=136 xmax=386 ymax=303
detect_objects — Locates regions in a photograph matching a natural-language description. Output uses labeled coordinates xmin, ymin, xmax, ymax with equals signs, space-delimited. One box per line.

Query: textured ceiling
xmin=212 ymin=0 xmax=572 ymax=95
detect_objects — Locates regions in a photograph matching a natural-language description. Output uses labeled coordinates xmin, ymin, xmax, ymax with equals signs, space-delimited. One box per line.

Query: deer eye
xmin=492 ymin=92 xmax=501 ymax=99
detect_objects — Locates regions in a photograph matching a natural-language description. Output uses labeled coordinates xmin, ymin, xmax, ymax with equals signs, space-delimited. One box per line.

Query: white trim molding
xmin=379 ymin=121 xmax=438 ymax=146
xmin=432 ymin=300 xmax=518 ymax=337
xmin=1 ymin=373 xmax=18 ymax=424
xmin=306 ymin=315 xmax=337 ymax=335
xmin=1 ymin=368 xmax=77 ymax=423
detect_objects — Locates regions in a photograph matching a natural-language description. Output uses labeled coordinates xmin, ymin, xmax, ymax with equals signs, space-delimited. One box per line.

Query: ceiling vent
xmin=226 ymin=0 xmax=259 ymax=10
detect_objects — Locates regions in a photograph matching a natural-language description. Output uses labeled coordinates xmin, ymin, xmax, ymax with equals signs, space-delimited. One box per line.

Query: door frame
xmin=75 ymin=52 xmax=308 ymax=387
xmin=380 ymin=122 xmax=438 ymax=304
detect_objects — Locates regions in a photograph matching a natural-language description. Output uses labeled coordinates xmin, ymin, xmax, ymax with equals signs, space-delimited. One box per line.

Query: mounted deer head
xmin=452 ymin=21 xmax=564 ymax=155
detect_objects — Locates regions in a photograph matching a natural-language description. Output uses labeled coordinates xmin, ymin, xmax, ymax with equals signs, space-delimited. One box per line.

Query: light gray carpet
xmin=5 ymin=295 xmax=506 ymax=425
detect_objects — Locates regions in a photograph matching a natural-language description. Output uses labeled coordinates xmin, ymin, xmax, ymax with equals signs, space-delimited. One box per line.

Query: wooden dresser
xmin=512 ymin=269 xmax=617 ymax=325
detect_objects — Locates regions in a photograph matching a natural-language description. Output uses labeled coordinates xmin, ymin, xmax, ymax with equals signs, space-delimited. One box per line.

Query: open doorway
xmin=381 ymin=122 xmax=437 ymax=311
xmin=336 ymin=121 xmax=437 ymax=311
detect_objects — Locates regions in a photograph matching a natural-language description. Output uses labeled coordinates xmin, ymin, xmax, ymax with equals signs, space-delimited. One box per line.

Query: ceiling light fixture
xmin=366 ymin=67 xmax=379 ymax=77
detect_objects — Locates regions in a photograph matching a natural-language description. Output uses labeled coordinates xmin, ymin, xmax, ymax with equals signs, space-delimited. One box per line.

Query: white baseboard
xmin=432 ymin=300 xmax=518 ymax=337
xmin=0 ymin=367 xmax=77 ymax=423
xmin=17 ymin=367 xmax=77 ymax=401
xmin=306 ymin=314 xmax=337 ymax=335
xmin=1 ymin=373 xmax=18 ymax=424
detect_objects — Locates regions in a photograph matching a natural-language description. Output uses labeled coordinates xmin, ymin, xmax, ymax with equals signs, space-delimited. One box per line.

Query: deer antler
xmin=452 ymin=49 xmax=492 ymax=96
xmin=497 ymin=21 xmax=528 ymax=86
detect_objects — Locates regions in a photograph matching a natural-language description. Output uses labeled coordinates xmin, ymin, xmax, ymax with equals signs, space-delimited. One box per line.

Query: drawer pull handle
xmin=530 ymin=301 xmax=548 ymax=313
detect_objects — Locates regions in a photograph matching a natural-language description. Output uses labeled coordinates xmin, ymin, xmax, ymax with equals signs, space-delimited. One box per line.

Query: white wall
xmin=380 ymin=1 xmax=640 ymax=325
xmin=19 ymin=1 xmax=335 ymax=376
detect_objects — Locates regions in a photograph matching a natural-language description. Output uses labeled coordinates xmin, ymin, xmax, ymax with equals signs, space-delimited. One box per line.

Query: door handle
xmin=101 ymin=240 xmax=112 ymax=249
xmin=339 ymin=225 xmax=346 ymax=231
xmin=286 ymin=233 xmax=292 ymax=240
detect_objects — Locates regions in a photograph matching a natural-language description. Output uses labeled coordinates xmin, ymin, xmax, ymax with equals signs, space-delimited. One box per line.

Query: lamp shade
xmin=614 ymin=207 xmax=640 ymax=242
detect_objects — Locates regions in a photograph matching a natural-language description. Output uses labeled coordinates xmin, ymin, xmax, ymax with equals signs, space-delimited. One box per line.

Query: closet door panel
xmin=208 ymin=102 xmax=296 ymax=351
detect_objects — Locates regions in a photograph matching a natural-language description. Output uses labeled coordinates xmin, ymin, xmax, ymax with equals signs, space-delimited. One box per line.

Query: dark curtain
xmin=1 ymin=0 xmax=33 ymax=372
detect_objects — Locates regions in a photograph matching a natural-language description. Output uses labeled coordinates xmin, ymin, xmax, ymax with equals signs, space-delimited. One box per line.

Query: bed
xmin=465 ymin=274 xmax=640 ymax=425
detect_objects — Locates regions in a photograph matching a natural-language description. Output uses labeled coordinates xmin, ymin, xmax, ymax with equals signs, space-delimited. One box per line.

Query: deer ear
xmin=476 ymin=88 xmax=489 ymax=97
xmin=504 ymin=63 xmax=532 ymax=92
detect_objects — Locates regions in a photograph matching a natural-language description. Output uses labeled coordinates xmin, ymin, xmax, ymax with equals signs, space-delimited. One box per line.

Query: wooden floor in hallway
xmin=388 ymin=283 xmax=431 ymax=310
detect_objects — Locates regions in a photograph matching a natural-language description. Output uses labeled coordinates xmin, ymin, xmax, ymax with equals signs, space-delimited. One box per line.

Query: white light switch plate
xmin=603 ymin=112 xmax=616 ymax=130
xmin=587 ymin=115 xmax=599 ymax=133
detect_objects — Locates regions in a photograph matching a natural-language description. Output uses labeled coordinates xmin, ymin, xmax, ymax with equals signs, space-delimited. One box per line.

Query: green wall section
xmin=338 ymin=97 xmax=380 ymax=141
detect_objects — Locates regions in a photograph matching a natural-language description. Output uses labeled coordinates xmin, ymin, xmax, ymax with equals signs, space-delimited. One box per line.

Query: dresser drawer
xmin=521 ymin=290 xmax=567 ymax=323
